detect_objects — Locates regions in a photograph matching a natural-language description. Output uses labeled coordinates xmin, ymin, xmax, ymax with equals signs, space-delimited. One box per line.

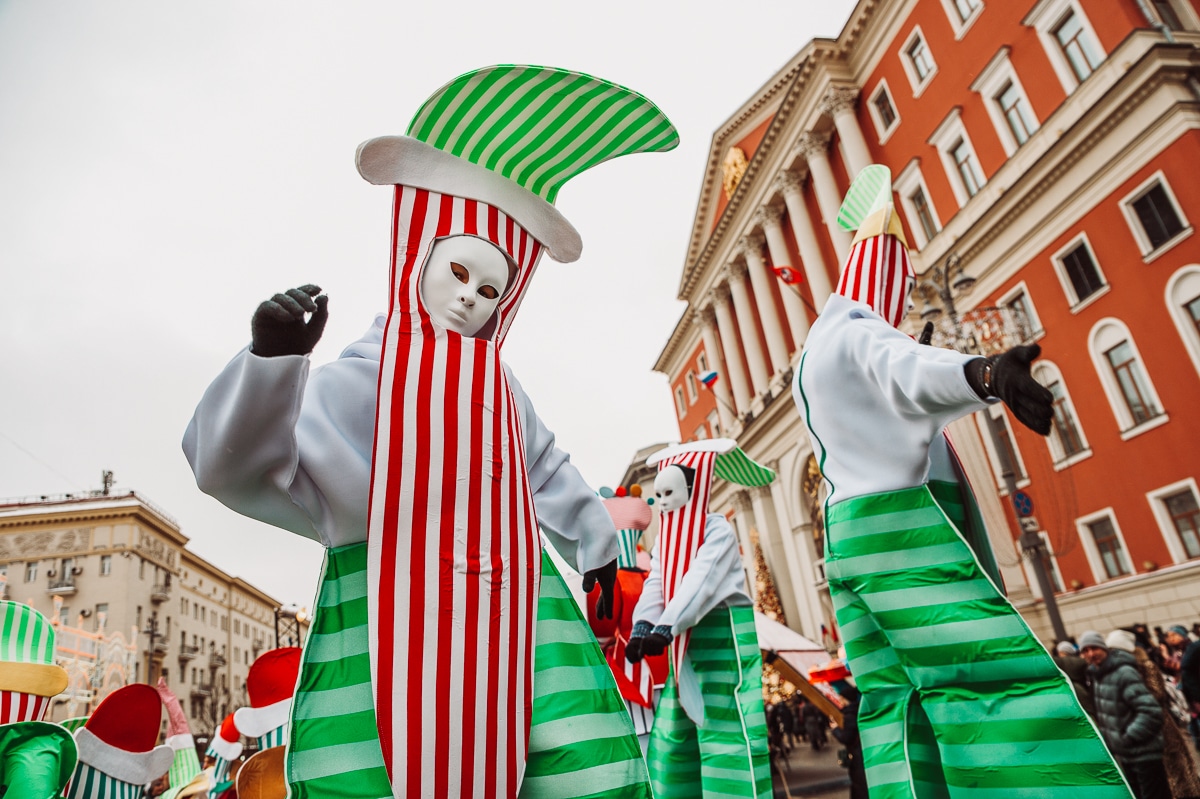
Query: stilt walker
xmin=184 ymin=65 xmax=679 ymax=798
xmin=630 ymin=439 xmax=775 ymax=799
xmin=792 ymin=165 xmax=1131 ymax=797
xmin=587 ymin=487 xmax=670 ymax=753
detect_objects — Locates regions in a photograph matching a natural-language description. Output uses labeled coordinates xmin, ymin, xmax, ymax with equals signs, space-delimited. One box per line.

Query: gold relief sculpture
xmin=801 ymin=454 xmax=826 ymax=556
xmin=722 ymin=146 xmax=749 ymax=199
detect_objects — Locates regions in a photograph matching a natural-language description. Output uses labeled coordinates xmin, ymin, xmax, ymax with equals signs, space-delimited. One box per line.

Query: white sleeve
xmin=655 ymin=515 xmax=744 ymax=635
xmin=506 ymin=366 xmax=620 ymax=575
xmin=182 ymin=347 xmax=377 ymax=548
xmin=631 ymin=545 xmax=666 ymax=627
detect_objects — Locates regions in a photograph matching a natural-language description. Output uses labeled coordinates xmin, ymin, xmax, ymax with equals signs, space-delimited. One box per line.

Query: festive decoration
xmin=205 ymin=713 xmax=242 ymax=794
xmin=749 ymin=530 xmax=793 ymax=706
xmin=235 ymin=648 xmax=301 ymax=751
xmin=793 ymin=165 xmax=1129 ymax=797
xmin=66 ymin=683 xmax=174 ymax=799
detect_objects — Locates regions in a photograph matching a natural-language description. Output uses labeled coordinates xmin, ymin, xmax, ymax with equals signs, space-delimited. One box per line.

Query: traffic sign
xmin=1019 ymin=517 xmax=1040 ymax=533
xmin=1013 ymin=490 xmax=1034 ymax=517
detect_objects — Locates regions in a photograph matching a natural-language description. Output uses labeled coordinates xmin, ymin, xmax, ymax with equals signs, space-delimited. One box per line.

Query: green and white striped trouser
xmin=645 ymin=605 xmax=772 ymax=799
xmin=826 ymin=483 xmax=1131 ymax=799
xmin=64 ymin=766 xmax=142 ymax=799
xmin=286 ymin=543 xmax=651 ymax=798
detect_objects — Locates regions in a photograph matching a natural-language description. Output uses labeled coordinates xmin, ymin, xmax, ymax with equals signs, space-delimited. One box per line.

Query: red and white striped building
xmin=654 ymin=0 xmax=1200 ymax=643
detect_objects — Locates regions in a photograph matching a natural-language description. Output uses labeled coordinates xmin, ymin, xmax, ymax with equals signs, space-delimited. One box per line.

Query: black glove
xmin=582 ymin=559 xmax=618 ymax=621
xmin=965 ymin=344 xmax=1054 ymax=435
xmin=251 ymin=284 xmax=329 ymax=357
xmin=625 ymin=620 xmax=653 ymax=664
xmin=918 ymin=321 xmax=934 ymax=346
xmin=641 ymin=625 xmax=673 ymax=657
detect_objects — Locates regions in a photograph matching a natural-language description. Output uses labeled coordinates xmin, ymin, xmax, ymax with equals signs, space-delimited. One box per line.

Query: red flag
xmin=773 ymin=265 xmax=802 ymax=285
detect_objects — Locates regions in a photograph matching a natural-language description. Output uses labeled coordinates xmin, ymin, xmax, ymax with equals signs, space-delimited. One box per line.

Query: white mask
xmin=654 ymin=466 xmax=691 ymax=514
xmin=420 ymin=236 xmax=512 ymax=337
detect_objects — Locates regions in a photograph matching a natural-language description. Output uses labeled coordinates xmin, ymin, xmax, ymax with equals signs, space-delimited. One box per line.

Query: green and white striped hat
xmin=356 ymin=64 xmax=679 ymax=263
xmin=0 ymin=600 xmax=68 ymax=704
xmin=647 ymin=439 xmax=776 ymax=487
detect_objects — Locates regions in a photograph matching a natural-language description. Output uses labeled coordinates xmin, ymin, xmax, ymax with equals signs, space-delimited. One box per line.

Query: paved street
xmin=769 ymin=732 xmax=851 ymax=798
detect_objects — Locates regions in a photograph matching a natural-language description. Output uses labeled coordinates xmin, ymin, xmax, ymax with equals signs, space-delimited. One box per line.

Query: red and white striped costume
xmin=834 ymin=230 xmax=915 ymax=329
xmin=366 ymin=187 xmax=548 ymax=798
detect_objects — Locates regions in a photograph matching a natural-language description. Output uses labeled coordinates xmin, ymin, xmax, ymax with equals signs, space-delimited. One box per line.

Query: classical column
xmin=725 ymin=261 xmax=770 ymax=403
xmin=795 ymin=131 xmax=852 ymax=264
xmin=756 ymin=202 xmax=813 ymax=342
xmin=731 ymin=492 xmax=758 ymax=601
xmin=737 ymin=230 xmax=789 ymax=383
xmin=766 ymin=467 xmax=821 ymax=639
xmin=695 ymin=303 xmax=736 ymax=432
xmin=819 ymin=86 xmax=872 ymax=179
xmin=710 ymin=284 xmax=751 ymax=415
xmin=774 ymin=170 xmax=835 ymax=313
xmin=748 ymin=484 xmax=802 ymax=630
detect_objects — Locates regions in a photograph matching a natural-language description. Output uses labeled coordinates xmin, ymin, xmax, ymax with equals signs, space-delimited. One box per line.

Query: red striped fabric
xmin=366 ymin=187 xmax=544 ymax=798
xmin=0 ymin=691 xmax=48 ymax=723
xmin=654 ymin=451 xmax=717 ymax=681
xmin=834 ymin=234 xmax=915 ymax=329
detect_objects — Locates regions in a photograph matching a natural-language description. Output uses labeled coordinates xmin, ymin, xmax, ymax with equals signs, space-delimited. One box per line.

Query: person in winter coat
xmin=1079 ymin=631 xmax=1170 ymax=799
xmin=830 ymin=685 xmax=868 ymax=799
xmin=1106 ymin=629 xmax=1200 ymax=799
xmin=1054 ymin=640 xmax=1096 ymax=718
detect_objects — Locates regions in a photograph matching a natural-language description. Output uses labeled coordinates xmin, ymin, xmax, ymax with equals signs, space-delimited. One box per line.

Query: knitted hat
xmin=234 ymin=647 xmax=301 ymax=746
xmin=0 ymin=720 xmax=78 ymax=799
xmin=356 ymin=65 xmax=679 ymax=266
xmin=1055 ymin=641 xmax=1078 ymax=656
xmin=1077 ymin=631 xmax=1107 ymax=650
xmin=1168 ymin=624 xmax=1189 ymax=638
xmin=66 ymin=683 xmax=174 ymax=795
xmin=1105 ymin=630 xmax=1137 ymax=653
xmin=0 ymin=601 xmax=69 ymax=723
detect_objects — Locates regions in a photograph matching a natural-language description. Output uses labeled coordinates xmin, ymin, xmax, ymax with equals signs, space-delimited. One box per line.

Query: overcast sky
xmin=0 ymin=1 xmax=857 ymax=607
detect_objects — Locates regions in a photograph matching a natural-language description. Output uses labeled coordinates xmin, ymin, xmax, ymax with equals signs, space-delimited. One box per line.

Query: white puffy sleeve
xmin=630 ymin=546 xmax=666 ymax=626
xmin=505 ymin=365 xmax=620 ymax=575
xmin=649 ymin=514 xmax=747 ymax=635
xmin=182 ymin=346 xmax=378 ymax=548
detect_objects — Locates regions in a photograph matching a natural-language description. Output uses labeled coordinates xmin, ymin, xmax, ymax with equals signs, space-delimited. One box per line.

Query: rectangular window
xmin=693 ymin=424 xmax=708 ymax=441
xmin=686 ymin=372 xmax=698 ymax=402
xmin=95 ymin=603 xmax=108 ymax=631
xmin=1152 ymin=0 xmax=1184 ymax=30
xmin=1060 ymin=242 xmax=1104 ymax=303
xmin=1131 ymin=183 xmax=1185 ymax=251
xmin=908 ymin=37 xmax=934 ymax=81
xmin=139 ymin=559 xmax=145 ymax=580
xmin=910 ymin=187 xmax=938 ymax=242
xmin=1087 ymin=517 xmax=1130 ymax=578
xmin=1054 ymin=10 xmax=1103 ymax=83
xmin=1186 ymin=295 xmax=1200 ymax=337
xmin=951 ymin=138 xmax=983 ymax=197
xmin=1002 ymin=291 xmax=1038 ymax=341
xmin=1105 ymin=341 xmax=1160 ymax=425
xmin=674 ymin=386 xmax=687 ymax=419
xmin=1039 ymin=545 xmax=1064 ymax=592
xmin=24 ymin=563 xmax=36 ymax=583
xmin=873 ymin=89 xmax=897 ymax=129
xmin=1163 ymin=489 xmax=1200 ymax=558
xmin=60 ymin=606 xmax=70 ymax=623
xmin=989 ymin=413 xmax=1025 ymax=483
xmin=707 ymin=409 xmax=721 ymax=439
xmin=100 ymin=554 xmax=111 ymax=576
xmin=1047 ymin=381 xmax=1085 ymax=457
xmin=996 ymin=81 xmax=1034 ymax=146
xmin=696 ymin=352 xmax=708 ymax=374
xmin=954 ymin=0 xmax=981 ymax=21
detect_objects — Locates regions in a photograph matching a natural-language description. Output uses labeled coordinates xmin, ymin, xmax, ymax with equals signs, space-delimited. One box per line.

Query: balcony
xmin=209 ymin=652 xmax=227 ymax=668
xmin=178 ymin=645 xmax=199 ymax=663
xmin=191 ymin=683 xmax=212 ymax=699
xmin=150 ymin=583 xmax=171 ymax=604
xmin=152 ymin=640 xmax=169 ymax=655
xmin=46 ymin=576 xmax=76 ymax=596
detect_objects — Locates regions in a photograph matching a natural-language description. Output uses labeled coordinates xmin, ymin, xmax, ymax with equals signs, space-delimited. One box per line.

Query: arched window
xmin=1165 ymin=265 xmax=1200 ymax=376
xmin=1032 ymin=361 xmax=1090 ymax=468
xmin=1088 ymin=318 xmax=1167 ymax=438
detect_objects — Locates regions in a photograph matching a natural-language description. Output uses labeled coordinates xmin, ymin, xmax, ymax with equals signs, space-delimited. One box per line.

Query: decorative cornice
xmin=774 ymin=169 xmax=806 ymax=196
xmin=794 ymin=130 xmax=831 ymax=160
xmin=753 ymin=205 xmax=784 ymax=231
xmin=727 ymin=258 xmax=748 ymax=281
xmin=741 ymin=230 xmax=767 ymax=258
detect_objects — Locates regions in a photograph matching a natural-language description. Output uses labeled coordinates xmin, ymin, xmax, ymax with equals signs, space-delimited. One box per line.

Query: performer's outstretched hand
xmin=251 ymin=284 xmax=329 ymax=357
xmin=583 ymin=558 xmax=618 ymax=620
xmin=966 ymin=344 xmax=1054 ymax=435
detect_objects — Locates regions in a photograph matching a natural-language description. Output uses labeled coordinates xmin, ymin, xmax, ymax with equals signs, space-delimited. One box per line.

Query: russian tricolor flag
xmin=699 ymin=370 xmax=719 ymax=388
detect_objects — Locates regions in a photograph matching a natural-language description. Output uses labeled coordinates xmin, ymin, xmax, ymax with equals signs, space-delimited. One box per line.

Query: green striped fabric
xmin=65 ymin=765 xmax=143 ymax=799
xmin=521 ymin=552 xmax=651 ymax=798
xmin=163 ymin=745 xmax=201 ymax=798
xmin=406 ymin=65 xmax=679 ymax=202
xmin=286 ymin=544 xmax=652 ymax=798
xmin=825 ymin=485 xmax=1131 ymax=798
xmin=286 ymin=543 xmax=391 ymax=799
xmin=0 ymin=600 xmax=55 ymax=664
xmin=60 ymin=716 xmax=88 ymax=733
xmin=645 ymin=605 xmax=772 ymax=799
xmin=836 ymin=164 xmax=891 ymax=231
xmin=713 ymin=447 xmax=775 ymax=488
xmin=615 ymin=529 xmax=641 ymax=570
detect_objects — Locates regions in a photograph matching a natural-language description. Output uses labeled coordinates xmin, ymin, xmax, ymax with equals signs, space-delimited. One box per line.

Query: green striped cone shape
xmin=713 ymin=447 xmax=775 ymax=487
xmin=825 ymin=484 xmax=1131 ymax=798
xmin=645 ymin=605 xmax=771 ymax=799
xmin=286 ymin=544 xmax=651 ymax=798
xmin=60 ymin=716 xmax=89 ymax=733
xmin=836 ymin=164 xmax=892 ymax=231
xmin=615 ymin=529 xmax=641 ymax=570
xmin=407 ymin=65 xmax=679 ymax=204
xmin=159 ymin=744 xmax=201 ymax=799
